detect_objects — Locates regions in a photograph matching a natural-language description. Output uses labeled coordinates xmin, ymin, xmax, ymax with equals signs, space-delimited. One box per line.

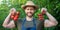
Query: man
xmin=2 ymin=1 xmax=58 ymax=30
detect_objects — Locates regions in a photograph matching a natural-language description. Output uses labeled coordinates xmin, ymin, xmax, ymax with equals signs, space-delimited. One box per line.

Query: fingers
xmin=10 ymin=8 xmax=16 ymax=14
xmin=41 ymin=8 xmax=47 ymax=15
xmin=41 ymin=8 xmax=47 ymax=12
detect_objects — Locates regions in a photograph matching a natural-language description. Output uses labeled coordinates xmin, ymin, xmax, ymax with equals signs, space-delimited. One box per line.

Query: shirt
xmin=16 ymin=18 xmax=44 ymax=30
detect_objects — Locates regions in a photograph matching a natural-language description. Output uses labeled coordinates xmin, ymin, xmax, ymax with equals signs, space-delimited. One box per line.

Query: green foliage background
xmin=0 ymin=0 xmax=60 ymax=30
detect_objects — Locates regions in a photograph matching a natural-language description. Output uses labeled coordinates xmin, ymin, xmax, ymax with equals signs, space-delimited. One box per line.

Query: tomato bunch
xmin=38 ymin=9 xmax=46 ymax=20
xmin=38 ymin=14 xmax=44 ymax=20
xmin=10 ymin=11 xmax=20 ymax=21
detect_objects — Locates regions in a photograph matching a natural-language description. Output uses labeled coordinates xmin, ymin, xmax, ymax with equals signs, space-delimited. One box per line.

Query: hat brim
xmin=21 ymin=5 xmax=38 ymax=10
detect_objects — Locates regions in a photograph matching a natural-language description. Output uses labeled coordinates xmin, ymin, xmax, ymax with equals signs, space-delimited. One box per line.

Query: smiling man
xmin=2 ymin=1 xmax=58 ymax=30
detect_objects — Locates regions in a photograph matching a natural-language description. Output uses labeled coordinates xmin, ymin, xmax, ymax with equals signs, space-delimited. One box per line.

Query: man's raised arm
xmin=2 ymin=8 xmax=16 ymax=28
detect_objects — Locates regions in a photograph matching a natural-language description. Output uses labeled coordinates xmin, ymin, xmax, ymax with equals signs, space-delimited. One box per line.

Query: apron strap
xmin=22 ymin=18 xmax=26 ymax=25
xmin=33 ymin=18 xmax=36 ymax=27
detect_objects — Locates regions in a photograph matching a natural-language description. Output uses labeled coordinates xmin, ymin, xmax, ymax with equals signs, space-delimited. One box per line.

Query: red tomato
xmin=15 ymin=15 xmax=19 ymax=18
xmin=38 ymin=14 xmax=44 ymax=20
xmin=39 ymin=18 xmax=44 ymax=20
xmin=13 ymin=15 xmax=19 ymax=21
xmin=38 ymin=14 xmax=43 ymax=18
xmin=11 ymin=15 xmax=14 ymax=19
xmin=38 ymin=14 xmax=43 ymax=16
xmin=39 ymin=16 xmax=43 ymax=18
xmin=40 ymin=18 xmax=44 ymax=20
xmin=13 ymin=17 xmax=18 ymax=21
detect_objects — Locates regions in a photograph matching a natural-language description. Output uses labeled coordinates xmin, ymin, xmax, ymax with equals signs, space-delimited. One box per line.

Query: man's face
xmin=25 ymin=6 xmax=35 ymax=17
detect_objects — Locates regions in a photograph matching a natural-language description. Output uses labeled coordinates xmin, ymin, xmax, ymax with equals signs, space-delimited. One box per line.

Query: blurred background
xmin=0 ymin=0 xmax=60 ymax=30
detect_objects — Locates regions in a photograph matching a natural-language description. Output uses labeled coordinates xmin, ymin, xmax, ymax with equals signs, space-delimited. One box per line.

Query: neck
xmin=26 ymin=16 xmax=33 ymax=21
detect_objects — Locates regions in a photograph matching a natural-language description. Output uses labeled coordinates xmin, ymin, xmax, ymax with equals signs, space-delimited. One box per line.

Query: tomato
xmin=13 ymin=15 xmax=19 ymax=21
xmin=40 ymin=18 xmax=44 ymax=20
xmin=38 ymin=14 xmax=42 ymax=16
xmin=13 ymin=17 xmax=18 ymax=21
xmin=38 ymin=17 xmax=44 ymax=20
xmin=38 ymin=14 xmax=43 ymax=18
xmin=39 ymin=16 xmax=43 ymax=18
xmin=38 ymin=14 xmax=44 ymax=20
xmin=11 ymin=15 xmax=14 ymax=19
xmin=15 ymin=15 xmax=19 ymax=18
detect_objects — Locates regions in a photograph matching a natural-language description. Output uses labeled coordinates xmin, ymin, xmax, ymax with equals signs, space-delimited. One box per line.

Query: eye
xmin=30 ymin=8 xmax=34 ymax=10
xmin=27 ymin=8 xmax=29 ymax=10
xmin=31 ymin=9 xmax=33 ymax=10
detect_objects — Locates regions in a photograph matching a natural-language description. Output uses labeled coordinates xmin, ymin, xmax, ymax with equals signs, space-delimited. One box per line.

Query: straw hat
xmin=21 ymin=1 xmax=38 ymax=10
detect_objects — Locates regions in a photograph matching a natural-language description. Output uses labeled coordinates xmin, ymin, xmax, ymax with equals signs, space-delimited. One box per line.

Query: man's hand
xmin=10 ymin=8 xmax=20 ymax=21
xmin=41 ymin=8 xmax=47 ymax=15
xmin=10 ymin=8 xmax=16 ymax=19
xmin=10 ymin=8 xmax=16 ymax=14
